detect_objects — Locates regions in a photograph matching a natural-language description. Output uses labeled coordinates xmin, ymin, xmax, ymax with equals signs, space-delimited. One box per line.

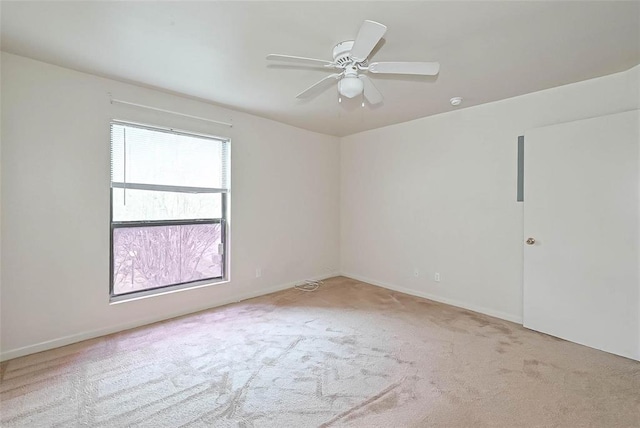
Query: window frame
xmin=109 ymin=120 xmax=230 ymax=303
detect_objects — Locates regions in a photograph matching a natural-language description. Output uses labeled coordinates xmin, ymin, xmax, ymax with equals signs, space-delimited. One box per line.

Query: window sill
xmin=109 ymin=277 xmax=230 ymax=305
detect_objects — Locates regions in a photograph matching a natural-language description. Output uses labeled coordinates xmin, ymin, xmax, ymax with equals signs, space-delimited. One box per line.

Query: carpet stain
xmin=523 ymin=359 xmax=545 ymax=379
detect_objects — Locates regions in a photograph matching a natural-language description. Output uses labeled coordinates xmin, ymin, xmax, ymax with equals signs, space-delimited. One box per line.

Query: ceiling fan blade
xmin=266 ymin=54 xmax=334 ymax=67
xmin=359 ymin=75 xmax=383 ymax=105
xmin=368 ymin=61 xmax=440 ymax=76
xmin=350 ymin=20 xmax=387 ymax=62
xmin=296 ymin=73 xmax=342 ymax=99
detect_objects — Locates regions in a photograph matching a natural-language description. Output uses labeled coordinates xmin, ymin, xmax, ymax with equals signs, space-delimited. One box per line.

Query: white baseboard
xmin=340 ymin=272 xmax=523 ymax=324
xmin=0 ymin=272 xmax=339 ymax=362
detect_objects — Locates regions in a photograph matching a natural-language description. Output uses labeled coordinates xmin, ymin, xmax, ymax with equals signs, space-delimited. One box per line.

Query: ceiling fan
xmin=266 ymin=20 xmax=440 ymax=105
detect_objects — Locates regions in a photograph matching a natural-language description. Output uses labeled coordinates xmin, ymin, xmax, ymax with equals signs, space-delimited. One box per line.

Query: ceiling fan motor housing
xmin=333 ymin=41 xmax=356 ymax=66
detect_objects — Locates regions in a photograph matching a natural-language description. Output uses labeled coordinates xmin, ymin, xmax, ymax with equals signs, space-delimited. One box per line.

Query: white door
xmin=523 ymin=110 xmax=639 ymax=360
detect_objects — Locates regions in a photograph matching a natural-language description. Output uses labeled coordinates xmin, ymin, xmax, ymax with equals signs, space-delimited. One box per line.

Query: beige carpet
xmin=1 ymin=277 xmax=639 ymax=427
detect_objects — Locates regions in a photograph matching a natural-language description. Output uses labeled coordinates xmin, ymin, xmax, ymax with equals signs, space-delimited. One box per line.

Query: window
xmin=110 ymin=121 xmax=229 ymax=300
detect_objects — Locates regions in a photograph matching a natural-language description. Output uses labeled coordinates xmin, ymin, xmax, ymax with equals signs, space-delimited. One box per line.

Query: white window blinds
xmin=110 ymin=121 xmax=229 ymax=222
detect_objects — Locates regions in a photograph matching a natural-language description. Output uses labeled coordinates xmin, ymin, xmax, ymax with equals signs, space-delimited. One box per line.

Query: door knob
xmin=526 ymin=237 xmax=536 ymax=245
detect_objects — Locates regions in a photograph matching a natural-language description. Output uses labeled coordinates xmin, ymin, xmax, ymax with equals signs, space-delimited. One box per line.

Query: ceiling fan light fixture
xmin=338 ymin=76 xmax=364 ymax=98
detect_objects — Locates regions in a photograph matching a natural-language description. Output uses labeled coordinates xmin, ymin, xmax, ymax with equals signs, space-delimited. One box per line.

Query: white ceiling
xmin=2 ymin=1 xmax=639 ymax=137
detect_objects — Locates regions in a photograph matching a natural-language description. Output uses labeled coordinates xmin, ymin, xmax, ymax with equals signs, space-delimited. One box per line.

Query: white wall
xmin=341 ymin=65 xmax=640 ymax=325
xmin=0 ymin=53 xmax=341 ymax=360
xmin=3 ymin=51 xmax=639 ymax=361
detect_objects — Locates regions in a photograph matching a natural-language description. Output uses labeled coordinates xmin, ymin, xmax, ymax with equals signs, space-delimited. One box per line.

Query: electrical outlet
xmin=434 ymin=272 xmax=441 ymax=282
xmin=413 ymin=269 xmax=419 ymax=277
xmin=256 ymin=268 xmax=262 ymax=278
